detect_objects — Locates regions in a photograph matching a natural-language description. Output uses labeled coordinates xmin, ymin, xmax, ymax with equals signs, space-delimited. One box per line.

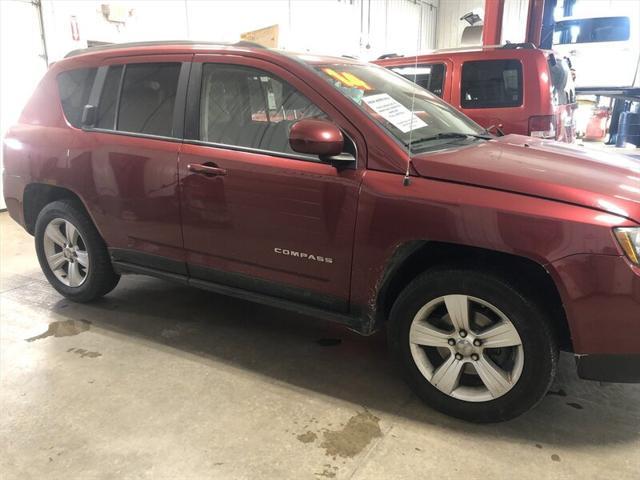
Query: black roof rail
xmin=377 ymin=53 xmax=404 ymax=60
xmin=500 ymin=42 xmax=537 ymax=50
xmin=233 ymin=40 xmax=268 ymax=49
xmin=64 ymin=39 xmax=267 ymax=58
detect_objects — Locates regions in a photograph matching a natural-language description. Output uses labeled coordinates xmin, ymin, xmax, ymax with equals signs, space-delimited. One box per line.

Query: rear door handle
xmin=187 ymin=162 xmax=227 ymax=177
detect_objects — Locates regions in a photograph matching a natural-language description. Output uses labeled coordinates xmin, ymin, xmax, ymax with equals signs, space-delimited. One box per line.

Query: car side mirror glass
xmin=289 ymin=119 xmax=344 ymax=158
xmin=81 ymin=104 xmax=96 ymax=127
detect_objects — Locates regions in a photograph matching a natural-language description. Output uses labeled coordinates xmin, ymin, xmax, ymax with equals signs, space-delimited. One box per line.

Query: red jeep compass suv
xmin=3 ymin=41 xmax=639 ymax=422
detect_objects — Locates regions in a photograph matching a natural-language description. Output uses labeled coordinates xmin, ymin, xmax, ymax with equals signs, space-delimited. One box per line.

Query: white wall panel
xmin=436 ymin=0 xmax=482 ymax=49
xmin=0 ymin=0 xmax=49 ymax=210
xmin=502 ymin=0 xmax=529 ymax=44
xmin=436 ymin=0 xmax=531 ymax=49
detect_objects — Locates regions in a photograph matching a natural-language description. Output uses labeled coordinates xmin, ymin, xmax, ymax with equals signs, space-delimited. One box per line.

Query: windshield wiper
xmin=408 ymin=132 xmax=491 ymax=148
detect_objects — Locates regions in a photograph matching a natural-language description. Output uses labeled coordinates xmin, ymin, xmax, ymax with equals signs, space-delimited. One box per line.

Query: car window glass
xmin=390 ymin=63 xmax=446 ymax=97
xmin=57 ymin=68 xmax=97 ymax=128
xmin=461 ymin=60 xmax=523 ymax=109
xmin=314 ymin=63 xmax=485 ymax=153
xmin=199 ymin=64 xmax=327 ymax=155
xmin=117 ymin=63 xmax=180 ymax=137
xmin=553 ymin=17 xmax=630 ymax=44
xmin=96 ymin=65 xmax=122 ymax=129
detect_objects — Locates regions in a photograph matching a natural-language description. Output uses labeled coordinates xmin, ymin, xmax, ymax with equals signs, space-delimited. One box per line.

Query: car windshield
xmin=313 ymin=63 xmax=486 ymax=153
xmin=553 ymin=17 xmax=631 ymax=44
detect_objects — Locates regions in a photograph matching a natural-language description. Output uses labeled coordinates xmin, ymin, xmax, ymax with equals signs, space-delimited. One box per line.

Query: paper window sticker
xmin=362 ymin=93 xmax=427 ymax=133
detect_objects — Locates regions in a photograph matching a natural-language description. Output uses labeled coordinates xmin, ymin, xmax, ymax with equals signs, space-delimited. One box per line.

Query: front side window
xmin=461 ymin=60 xmax=523 ymax=109
xmin=117 ymin=63 xmax=181 ymax=137
xmin=553 ymin=17 xmax=630 ymax=44
xmin=199 ymin=64 xmax=326 ymax=155
xmin=57 ymin=68 xmax=97 ymax=128
xmin=389 ymin=63 xmax=446 ymax=98
xmin=313 ymin=63 xmax=484 ymax=153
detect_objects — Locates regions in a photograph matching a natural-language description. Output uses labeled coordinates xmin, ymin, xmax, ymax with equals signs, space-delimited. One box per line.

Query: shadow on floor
xmin=15 ymin=273 xmax=640 ymax=448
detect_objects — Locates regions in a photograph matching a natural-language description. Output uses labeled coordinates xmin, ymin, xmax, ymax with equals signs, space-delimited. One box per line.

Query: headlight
xmin=614 ymin=227 xmax=640 ymax=265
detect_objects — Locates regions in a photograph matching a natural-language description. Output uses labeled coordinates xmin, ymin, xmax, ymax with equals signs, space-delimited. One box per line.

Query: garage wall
xmin=39 ymin=0 xmax=438 ymax=62
xmin=0 ymin=0 xmax=49 ymax=210
xmin=435 ymin=0 xmax=529 ymax=49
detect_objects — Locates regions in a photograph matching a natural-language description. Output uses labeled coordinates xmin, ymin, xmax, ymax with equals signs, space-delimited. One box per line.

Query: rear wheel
xmin=35 ymin=200 xmax=120 ymax=302
xmin=388 ymin=268 xmax=558 ymax=423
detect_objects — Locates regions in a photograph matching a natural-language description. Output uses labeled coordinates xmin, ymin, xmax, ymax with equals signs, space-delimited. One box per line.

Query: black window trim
xmin=459 ymin=58 xmax=524 ymax=110
xmin=83 ymin=61 xmax=190 ymax=141
xmin=183 ymin=61 xmax=357 ymax=166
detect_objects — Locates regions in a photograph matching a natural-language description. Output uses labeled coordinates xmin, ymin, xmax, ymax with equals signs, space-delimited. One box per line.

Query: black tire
xmin=34 ymin=199 xmax=120 ymax=302
xmin=388 ymin=267 xmax=558 ymax=423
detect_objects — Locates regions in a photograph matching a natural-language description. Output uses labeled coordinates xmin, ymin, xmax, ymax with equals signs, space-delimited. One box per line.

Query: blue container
xmin=616 ymin=111 xmax=640 ymax=147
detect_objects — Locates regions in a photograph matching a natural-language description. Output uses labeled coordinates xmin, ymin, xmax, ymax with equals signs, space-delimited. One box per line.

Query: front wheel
xmin=388 ymin=268 xmax=558 ymax=423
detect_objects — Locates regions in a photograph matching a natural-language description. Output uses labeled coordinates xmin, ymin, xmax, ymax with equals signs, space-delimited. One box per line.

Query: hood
xmin=411 ymin=135 xmax=640 ymax=223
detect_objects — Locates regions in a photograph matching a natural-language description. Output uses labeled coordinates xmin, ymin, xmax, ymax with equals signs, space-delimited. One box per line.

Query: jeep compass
xmin=3 ymin=41 xmax=639 ymax=422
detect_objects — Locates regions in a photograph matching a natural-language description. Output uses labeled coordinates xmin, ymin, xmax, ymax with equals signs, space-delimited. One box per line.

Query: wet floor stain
xmin=161 ymin=328 xmax=181 ymax=339
xmin=316 ymin=338 xmax=342 ymax=347
xmin=320 ymin=410 xmax=382 ymax=458
xmin=566 ymin=402 xmax=584 ymax=410
xmin=25 ymin=319 xmax=91 ymax=342
xmin=316 ymin=465 xmax=338 ymax=478
xmin=551 ymin=454 xmax=561 ymax=462
xmin=297 ymin=431 xmax=318 ymax=444
xmin=67 ymin=347 xmax=101 ymax=359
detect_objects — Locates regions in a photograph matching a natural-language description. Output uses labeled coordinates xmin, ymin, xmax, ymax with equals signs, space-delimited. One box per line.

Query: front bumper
xmin=550 ymin=253 xmax=640 ymax=355
xmin=576 ymin=354 xmax=640 ymax=383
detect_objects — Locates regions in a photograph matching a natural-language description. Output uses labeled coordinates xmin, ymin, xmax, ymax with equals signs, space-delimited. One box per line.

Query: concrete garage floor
xmin=1 ymin=212 xmax=639 ymax=480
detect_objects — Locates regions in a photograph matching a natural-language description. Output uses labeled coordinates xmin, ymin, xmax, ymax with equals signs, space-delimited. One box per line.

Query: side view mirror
xmin=289 ymin=118 xmax=345 ymax=159
xmin=81 ymin=104 xmax=96 ymax=127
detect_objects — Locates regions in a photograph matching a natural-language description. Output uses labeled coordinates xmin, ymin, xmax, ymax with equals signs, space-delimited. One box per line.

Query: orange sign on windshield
xmin=322 ymin=68 xmax=373 ymax=90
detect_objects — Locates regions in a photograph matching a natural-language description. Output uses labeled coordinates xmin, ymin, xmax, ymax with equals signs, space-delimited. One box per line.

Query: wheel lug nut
xmin=454 ymin=353 xmax=463 ymax=361
xmin=459 ymin=330 xmax=467 ymax=338
xmin=448 ymin=338 xmax=456 ymax=346
xmin=471 ymin=353 xmax=479 ymax=361
xmin=473 ymin=339 xmax=482 ymax=347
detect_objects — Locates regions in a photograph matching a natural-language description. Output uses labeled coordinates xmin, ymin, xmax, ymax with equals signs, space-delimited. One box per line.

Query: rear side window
xmin=199 ymin=64 xmax=327 ymax=155
xmin=117 ymin=63 xmax=180 ymax=137
xmin=57 ymin=68 xmax=97 ymax=127
xmin=461 ymin=60 xmax=522 ymax=109
xmin=553 ymin=17 xmax=630 ymax=44
xmin=390 ymin=63 xmax=446 ymax=97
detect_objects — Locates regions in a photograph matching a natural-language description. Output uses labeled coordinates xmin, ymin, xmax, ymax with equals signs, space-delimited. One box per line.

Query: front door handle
xmin=188 ymin=162 xmax=227 ymax=177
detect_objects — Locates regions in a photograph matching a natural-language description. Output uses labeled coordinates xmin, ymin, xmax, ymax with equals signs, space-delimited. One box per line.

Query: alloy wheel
xmin=42 ymin=218 xmax=89 ymax=287
xmin=409 ymin=294 xmax=524 ymax=402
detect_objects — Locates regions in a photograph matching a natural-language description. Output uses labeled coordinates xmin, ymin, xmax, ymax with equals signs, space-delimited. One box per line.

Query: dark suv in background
xmin=3 ymin=41 xmax=639 ymax=423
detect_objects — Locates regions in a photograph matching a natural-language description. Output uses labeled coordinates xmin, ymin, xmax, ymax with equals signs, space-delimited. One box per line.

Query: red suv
xmin=3 ymin=41 xmax=639 ymax=422
xmin=375 ymin=45 xmax=576 ymax=142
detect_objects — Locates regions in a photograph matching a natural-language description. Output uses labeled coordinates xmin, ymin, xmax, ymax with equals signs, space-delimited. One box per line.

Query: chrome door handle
xmin=188 ymin=162 xmax=227 ymax=177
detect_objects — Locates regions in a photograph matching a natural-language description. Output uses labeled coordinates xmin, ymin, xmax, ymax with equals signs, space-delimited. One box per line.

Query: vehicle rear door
xmin=453 ymin=58 xmax=526 ymax=135
xmin=78 ymin=54 xmax=191 ymax=272
xmin=178 ymin=55 xmax=365 ymax=311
